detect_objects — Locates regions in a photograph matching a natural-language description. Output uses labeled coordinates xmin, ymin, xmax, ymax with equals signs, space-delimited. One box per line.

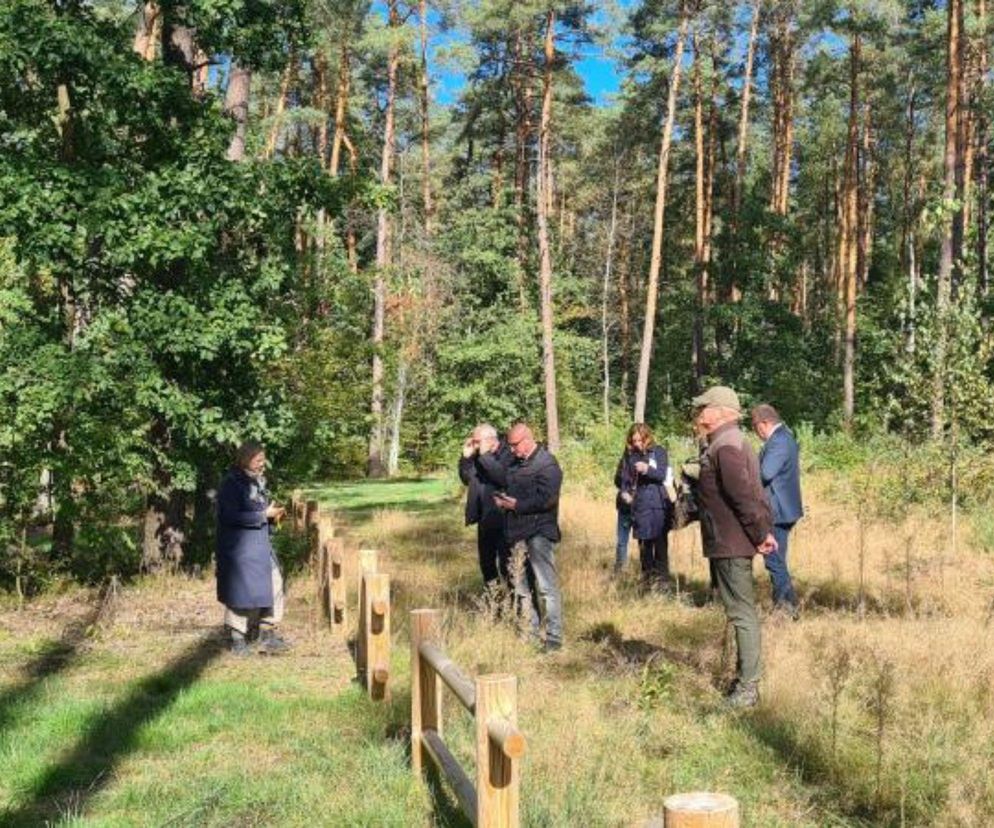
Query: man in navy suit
xmin=751 ymin=404 xmax=803 ymax=616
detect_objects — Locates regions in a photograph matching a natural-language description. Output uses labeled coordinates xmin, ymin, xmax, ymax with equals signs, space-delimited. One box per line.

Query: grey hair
xmin=475 ymin=423 xmax=498 ymax=440
xmin=750 ymin=404 xmax=782 ymax=425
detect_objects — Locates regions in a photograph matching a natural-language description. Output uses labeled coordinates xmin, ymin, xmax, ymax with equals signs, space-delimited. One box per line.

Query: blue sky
xmin=430 ymin=2 xmax=632 ymax=108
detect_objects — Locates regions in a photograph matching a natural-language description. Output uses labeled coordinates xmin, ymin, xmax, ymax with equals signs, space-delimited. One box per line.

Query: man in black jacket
xmin=494 ymin=422 xmax=564 ymax=652
xmin=458 ymin=424 xmax=513 ymax=590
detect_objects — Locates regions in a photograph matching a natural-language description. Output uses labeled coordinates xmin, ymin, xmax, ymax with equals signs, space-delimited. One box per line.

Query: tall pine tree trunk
xmin=619 ymin=208 xmax=635 ymax=410
xmin=934 ymin=0 xmax=966 ymax=437
xmin=770 ymin=7 xmax=796 ymax=218
xmin=692 ymin=32 xmax=713 ymax=388
xmin=224 ymin=64 xmax=251 ymax=162
xmin=633 ymin=5 xmax=690 ymax=423
xmin=133 ymin=2 xmax=161 ymax=60
xmin=536 ymin=9 xmax=560 ymax=451
xmin=513 ymin=25 xmax=534 ymax=298
xmin=419 ymin=0 xmax=433 ymax=232
xmin=386 ymin=0 xmax=434 ymax=477
xmin=330 ymin=46 xmax=351 ymax=176
xmin=602 ymin=156 xmax=621 ymax=425
xmin=368 ymin=3 xmax=400 ymax=477
xmin=902 ymin=76 xmax=919 ymax=353
xmin=979 ymin=0 xmax=990 ymax=298
xmin=732 ymin=0 xmax=761 ymax=218
xmin=857 ymin=104 xmax=875 ymax=291
xmin=265 ymin=51 xmax=296 ymax=159
xmin=727 ymin=0 xmax=761 ymax=304
xmin=840 ymin=34 xmax=861 ymax=427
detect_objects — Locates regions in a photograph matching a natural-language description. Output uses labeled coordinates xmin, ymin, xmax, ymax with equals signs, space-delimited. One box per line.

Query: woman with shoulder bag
xmin=621 ymin=423 xmax=674 ymax=591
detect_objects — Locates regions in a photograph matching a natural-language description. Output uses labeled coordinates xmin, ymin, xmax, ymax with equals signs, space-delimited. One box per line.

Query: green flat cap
xmin=691 ymin=385 xmax=741 ymax=413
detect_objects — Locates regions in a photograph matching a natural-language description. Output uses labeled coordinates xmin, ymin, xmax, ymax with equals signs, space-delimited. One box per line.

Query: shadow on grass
xmin=736 ymin=708 xmax=891 ymax=827
xmin=1 ymin=634 xmax=223 ymax=825
xmin=796 ymin=577 xmax=928 ymax=618
xmin=0 ymin=600 xmax=105 ymax=733
xmin=578 ymin=618 xmax=722 ymax=683
xmin=381 ymin=686 xmax=472 ymax=828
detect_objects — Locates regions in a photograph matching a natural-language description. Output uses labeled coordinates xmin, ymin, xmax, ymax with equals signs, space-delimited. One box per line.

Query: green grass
xmin=0 ymin=593 xmax=431 ymax=826
xmin=5 ymin=476 xmax=991 ymax=826
xmin=303 ymin=477 xmax=457 ymax=520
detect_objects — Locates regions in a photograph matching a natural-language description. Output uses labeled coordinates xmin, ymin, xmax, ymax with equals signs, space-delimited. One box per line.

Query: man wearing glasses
xmin=494 ymin=422 xmax=564 ymax=653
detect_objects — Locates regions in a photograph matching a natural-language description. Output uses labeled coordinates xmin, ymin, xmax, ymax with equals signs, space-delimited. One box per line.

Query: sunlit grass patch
xmin=304 ymin=477 xmax=458 ymax=522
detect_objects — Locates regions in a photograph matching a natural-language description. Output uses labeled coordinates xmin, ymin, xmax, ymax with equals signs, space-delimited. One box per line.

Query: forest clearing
xmin=4 ymin=0 xmax=994 ymax=825
xmin=3 ymin=468 xmax=994 ymax=826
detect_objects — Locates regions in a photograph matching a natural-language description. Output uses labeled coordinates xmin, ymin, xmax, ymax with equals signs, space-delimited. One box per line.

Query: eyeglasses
xmin=508 ymin=438 xmax=525 ymax=448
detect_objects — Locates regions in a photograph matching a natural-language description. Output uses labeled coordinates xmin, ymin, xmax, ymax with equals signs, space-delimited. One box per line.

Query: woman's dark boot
xmin=258 ymin=626 xmax=292 ymax=654
xmin=228 ymin=628 xmax=254 ymax=656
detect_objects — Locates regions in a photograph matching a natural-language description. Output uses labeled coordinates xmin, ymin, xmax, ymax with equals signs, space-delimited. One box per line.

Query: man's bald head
xmin=507 ymin=422 xmax=537 ymax=459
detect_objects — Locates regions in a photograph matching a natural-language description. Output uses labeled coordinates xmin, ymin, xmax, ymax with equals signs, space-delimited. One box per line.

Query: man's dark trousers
xmin=513 ymin=535 xmax=562 ymax=646
xmin=767 ymin=523 xmax=798 ymax=607
xmin=478 ymin=512 xmax=509 ymax=587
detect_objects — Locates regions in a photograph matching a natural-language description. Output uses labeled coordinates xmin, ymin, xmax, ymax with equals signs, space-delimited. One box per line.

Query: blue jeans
xmin=765 ymin=524 xmax=798 ymax=607
xmin=615 ymin=510 xmax=633 ymax=570
xmin=513 ymin=535 xmax=563 ymax=646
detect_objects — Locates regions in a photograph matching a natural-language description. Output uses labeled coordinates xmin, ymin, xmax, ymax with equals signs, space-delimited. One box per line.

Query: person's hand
xmin=493 ymin=494 xmax=517 ymax=510
xmin=462 ymin=436 xmax=478 ymax=459
xmin=266 ymin=504 xmax=286 ymax=521
xmin=634 ymin=461 xmax=649 ymax=474
xmin=756 ymin=533 xmax=778 ymax=556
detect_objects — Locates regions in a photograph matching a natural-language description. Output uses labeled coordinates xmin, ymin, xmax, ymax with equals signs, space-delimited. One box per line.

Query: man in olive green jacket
xmin=692 ymin=385 xmax=776 ymax=708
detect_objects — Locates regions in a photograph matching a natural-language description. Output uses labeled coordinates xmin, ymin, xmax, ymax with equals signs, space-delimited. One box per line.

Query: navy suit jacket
xmin=759 ymin=425 xmax=804 ymax=526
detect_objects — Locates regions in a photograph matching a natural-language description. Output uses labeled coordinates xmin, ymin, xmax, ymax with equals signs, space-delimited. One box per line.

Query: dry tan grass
xmin=348 ymin=471 xmax=994 ymax=825
xmin=7 ymin=468 xmax=992 ymax=825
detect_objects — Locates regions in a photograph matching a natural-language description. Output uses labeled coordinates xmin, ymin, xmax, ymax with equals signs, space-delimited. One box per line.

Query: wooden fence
xmin=410 ymin=608 xmax=526 ymax=828
xmin=289 ymin=492 xmax=739 ymax=828
xmin=290 ymin=493 xmax=391 ymax=702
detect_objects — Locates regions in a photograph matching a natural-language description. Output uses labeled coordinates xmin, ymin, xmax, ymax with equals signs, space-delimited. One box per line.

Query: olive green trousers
xmin=712 ymin=556 xmax=761 ymax=684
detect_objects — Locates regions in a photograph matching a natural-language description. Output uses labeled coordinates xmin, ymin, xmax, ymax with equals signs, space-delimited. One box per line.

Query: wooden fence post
xmin=356 ymin=549 xmax=378 ymax=680
xmin=316 ymin=516 xmax=335 ymax=624
xmin=305 ymin=499 xmax=319 ymax=526
xmin=290 ymin=489 xmax=302 ymax=532
xmin=364 ymin=572 xmax=390 ymax=700
xmin=327 ymin=536 xmax=347 ymax=633
xmin=304 ymin=501 xmax=321 ymax=629
xmin=475 ymin=674 xmax=524 ymax=828
xmin=662 ymin=793 xmax=739 ymax=828
xmin=410 ymin=609 xmax=443 ymax=775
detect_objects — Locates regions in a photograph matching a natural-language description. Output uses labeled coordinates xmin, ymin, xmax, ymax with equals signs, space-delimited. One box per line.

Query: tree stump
xmin=663 ymin=792 xmax=738 ymax=828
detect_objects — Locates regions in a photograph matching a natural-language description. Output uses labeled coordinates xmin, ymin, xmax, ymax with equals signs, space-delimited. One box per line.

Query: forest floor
xmin=3 ymin=474 xmax=994 ymax=826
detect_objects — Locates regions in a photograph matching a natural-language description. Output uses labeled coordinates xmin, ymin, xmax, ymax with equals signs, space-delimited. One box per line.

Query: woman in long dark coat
xmin=618 ymin=423 xmax=673 ymax=589
xmin=216 ymin=441 xmax=289 ymax=655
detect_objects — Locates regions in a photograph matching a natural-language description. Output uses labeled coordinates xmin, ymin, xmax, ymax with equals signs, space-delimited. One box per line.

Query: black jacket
xmin=458 ymin=441 xmax=513 ymax=526
xmin=616 ymin=445 xmax=672 ymax=541
xmin=504 ymin=445 xmax=563 ymax=544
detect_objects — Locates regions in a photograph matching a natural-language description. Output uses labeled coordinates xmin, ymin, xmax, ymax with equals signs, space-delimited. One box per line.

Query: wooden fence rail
xmin=288 ymin=495 xmax=391 ymax=701
xmin=410 ymin=609 xmax=525 ymax=828
xmin=285 ymin=492 xmax=739 ymax=827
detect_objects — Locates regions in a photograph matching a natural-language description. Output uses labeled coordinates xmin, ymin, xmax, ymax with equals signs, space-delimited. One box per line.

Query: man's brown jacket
xmin=697 ymin=422 xmax=772 ymax=558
